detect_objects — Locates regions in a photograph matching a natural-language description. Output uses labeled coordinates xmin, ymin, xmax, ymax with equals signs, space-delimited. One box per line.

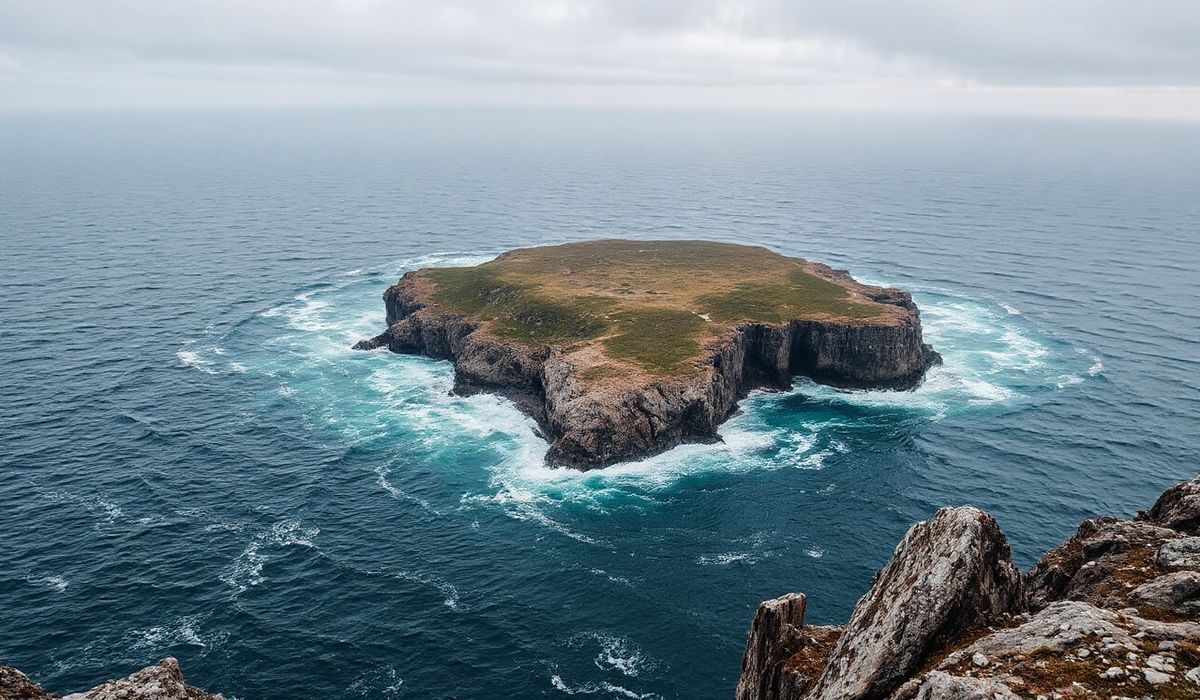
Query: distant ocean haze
xmin=0 ymin=109 xmax=1197 ymax=699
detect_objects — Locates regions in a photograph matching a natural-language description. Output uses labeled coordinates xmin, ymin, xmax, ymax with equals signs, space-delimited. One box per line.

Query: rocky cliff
xmin=737 ymin=476 xmax=1200 ymax=699
xmin=355 ymin=240 xmax=939 ymax=469
xmin=0 ymin=657 xmax=221 ymax=700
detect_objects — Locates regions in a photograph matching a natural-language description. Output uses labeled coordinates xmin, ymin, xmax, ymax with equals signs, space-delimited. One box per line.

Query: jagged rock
xmin=1140 ymin=476 xmax=1200 ymax=533
xmin=806 ymin=507 xmax=1024 ymax=700
xmin=897 ymin=671 xmax=1020 ymax=700
xmin=355 ymin=240 xmax=938 ymax=469
xmin=1128 ymin=570 xmax=1200 ymax=613
xmin=0 ymin=659 xmax=221 ymax=700
xmin=1025 ymin=517 xmax=1180 ymax=610
xmin=952 ymin=601 xmax=1200 ymax=659
xmin=738 ymin=475 xmax=1200 ymax=700
xmin=926 ymin=601 xmax=1200 ymax=698
xmin=0 ymin=664 xmax=53 ymax=699
xmin=1158 ymin=536 xmax=1200 ymax=570
xmin=735 ymin=594 xmax=841 ymax=700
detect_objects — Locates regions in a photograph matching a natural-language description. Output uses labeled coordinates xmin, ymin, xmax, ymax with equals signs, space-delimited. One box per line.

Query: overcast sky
xmin=2 ymin=1 xmax=1198 ymax=119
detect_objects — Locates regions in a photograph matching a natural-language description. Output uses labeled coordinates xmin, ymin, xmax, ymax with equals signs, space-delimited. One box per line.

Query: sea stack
xmin=355 ymin=240 xmax=940 ymax=469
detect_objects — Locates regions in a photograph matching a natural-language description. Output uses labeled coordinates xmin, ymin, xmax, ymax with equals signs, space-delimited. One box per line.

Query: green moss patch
xmin=427 ymin=266 xmax=609 ymax=344
xmin=602 ymin=308 xmax=708 ymax=374
xmin=418 ymin=241 xmax=897 ymax=375
xmin=698 ymin=270 xmax=883 ymax=324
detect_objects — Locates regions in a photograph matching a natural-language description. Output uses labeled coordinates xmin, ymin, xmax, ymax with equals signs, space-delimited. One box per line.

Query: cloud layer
xmin=1 ymin=1 xmax=1197 ymax=117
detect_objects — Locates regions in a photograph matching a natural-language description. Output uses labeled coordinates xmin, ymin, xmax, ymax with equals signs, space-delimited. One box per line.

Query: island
xmin=354 ymin=240 xmax=940 ymax=468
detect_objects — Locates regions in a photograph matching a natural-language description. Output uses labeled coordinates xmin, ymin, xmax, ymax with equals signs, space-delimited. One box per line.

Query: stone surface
xmin=807 ymin=507 xmax=1024 ymax=700
xmin=0 ymin=664 xmax=54 ymax=699
xmin=0 ymin=658 xmax=221 ymax=700
xmin=736 ymin=594 xmax=844 ymax=700
xmin=1128 ymin=570 xmax=1200 ymax=613
xmin=356 ymin=240 xmax=938 ymax=468
xmin=737 ymin=474 xmax=1200 ymax=700
xmin=900 ymin=671 xmax=1020 ymax=700
xmin=1158 ymin=536 xmax=1200 ymax=570
xmin=1140 ymin=476 xmax=1200 ymax=534
xmin=1025 ymin=517 xmax=1182 ymax=611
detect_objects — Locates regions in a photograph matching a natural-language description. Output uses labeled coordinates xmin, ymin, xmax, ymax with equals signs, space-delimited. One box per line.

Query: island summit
xmin=355 ymin=240 xmax=940 ymax=468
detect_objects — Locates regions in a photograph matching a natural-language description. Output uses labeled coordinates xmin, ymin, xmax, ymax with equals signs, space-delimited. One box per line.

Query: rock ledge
xmin=738 ymin=475 xmax=1200 ymax=699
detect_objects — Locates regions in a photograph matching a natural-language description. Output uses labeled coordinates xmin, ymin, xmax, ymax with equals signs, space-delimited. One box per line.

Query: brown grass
xmin=423 ymin=240 xmax=895 ymax=374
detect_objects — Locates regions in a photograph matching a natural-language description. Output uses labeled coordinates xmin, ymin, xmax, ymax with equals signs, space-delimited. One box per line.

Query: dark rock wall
xmin=361 ymin=272 xmax=939 ymax=469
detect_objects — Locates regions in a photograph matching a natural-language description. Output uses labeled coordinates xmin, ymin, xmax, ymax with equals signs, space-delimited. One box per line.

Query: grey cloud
xmin=0 ymin=1 xmax=1197 ymax=114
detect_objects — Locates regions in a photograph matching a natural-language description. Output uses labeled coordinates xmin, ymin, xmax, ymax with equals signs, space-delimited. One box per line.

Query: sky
xmin=1 ymin=1 xmax=1198 ymax=119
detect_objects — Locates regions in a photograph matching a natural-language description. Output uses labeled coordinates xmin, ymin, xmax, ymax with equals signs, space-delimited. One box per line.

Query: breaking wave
xmin=194 ymin=257 xmax=1099 ymax=549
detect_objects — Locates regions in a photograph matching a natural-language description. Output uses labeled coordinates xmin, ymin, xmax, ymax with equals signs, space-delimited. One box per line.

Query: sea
xmin=1 ymin=109 xmax=1197 ymax=698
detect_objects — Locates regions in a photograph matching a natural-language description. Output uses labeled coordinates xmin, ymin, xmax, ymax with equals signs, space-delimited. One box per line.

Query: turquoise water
xmin=1 ymin=111 xmax=1197 ymax=698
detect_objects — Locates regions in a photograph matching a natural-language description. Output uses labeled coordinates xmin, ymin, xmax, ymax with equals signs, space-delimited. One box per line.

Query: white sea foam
xmin=375 ymin=463 xmax=443 ymax=515
xmin=589 ymin=569 xmax=634 ymax=587
xmin=219 ymin=259 xmax=1089 ymax=520
xmin=41 ymin=491 xmax=124 ymax=527
xmin=805 ymin=547 xmax=825 ymax=559
xmin=220 ymin=519 xmax=319 ymax=594
xmin=346 ymin=666 xmax=404 ymax=697
xmin=177 ymin=349 xmax=218 ymax=374
xmin=569 ymin=632 xmax=653 ymax=677
xmin=696 ymin=531 xmax=776 ymax=566
xmin=367 ymin=567 xmax=465 ymax=611
xmin=550 ymin=675 xmax=659 ymax=699
xmin=26 ymin=575 xmax=69 ymax=592
xmin=128 ymin=614 xmax=212 ymax=649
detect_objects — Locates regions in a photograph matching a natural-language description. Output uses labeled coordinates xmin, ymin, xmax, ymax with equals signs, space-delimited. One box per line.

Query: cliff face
xmin=357 ymin=257 xmax=939 ymax=469
xmin=737 ymin=476 xmax=1200 ymax=699
xmin=0 ymin=658 xmax=221 ymax=700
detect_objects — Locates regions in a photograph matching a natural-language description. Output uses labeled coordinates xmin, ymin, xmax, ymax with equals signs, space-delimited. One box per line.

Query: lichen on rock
xmin=737 ymin=474 xmax=1200 ymax=699
xmin=0 ymin=658 xmax=221 ymax=700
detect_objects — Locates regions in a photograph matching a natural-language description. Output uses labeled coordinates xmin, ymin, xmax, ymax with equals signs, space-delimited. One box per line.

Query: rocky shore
xmin=737 ymin=475 xmax=1200 ymax=699
xmin=0 ymin=657 xmax=221 ymax=699
xmin=355 ymin=240 xmax=939 ymax=468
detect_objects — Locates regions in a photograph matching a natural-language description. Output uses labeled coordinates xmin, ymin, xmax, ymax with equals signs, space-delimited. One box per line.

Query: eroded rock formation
xmin=738 ymin=476 xmax=1200 ymax=699
xmin=0 ymin=658 xmax=221 ymax=700
xmin=355 ymin=241 xmax=939 ymax=469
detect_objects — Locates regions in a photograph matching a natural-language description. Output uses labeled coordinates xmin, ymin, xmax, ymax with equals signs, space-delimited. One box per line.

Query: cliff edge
xmin=355 ymin=240 xmax=939 ymax=469
xmin=737 ymin=475 xmax=1200 ymax=699
xmin=0 ymin=657 xmax=222 ymax=700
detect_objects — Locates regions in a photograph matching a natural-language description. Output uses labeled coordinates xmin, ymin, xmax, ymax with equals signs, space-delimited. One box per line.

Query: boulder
xmin=807 ymin=507 xmax=1024 ymax=700
xmin=0 ymin=665 xmax=53 ymax=699
xmin=1158 ymin=536 xmax=1200 ymax=570
xmin=0 ymin=658 xmax=222 ymax=700
xmin=1025 ymin=517 xmax=1179 ymax=610
xmin=1140 ymin=476 xmax=1200 ymax=534
xmin=1128 ymin=570 xmax=1200 ymax=613
xmin=733 ymin=594 xmax=844 ymax=700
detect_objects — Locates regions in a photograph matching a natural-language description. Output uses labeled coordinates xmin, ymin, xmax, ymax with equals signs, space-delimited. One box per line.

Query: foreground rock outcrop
xmin=0 ymin=658 xmax=221 ymax=700
xmin=738 ymin=476 xmax=1200 ymax=699
xmin=356 ymin=240 xmax=939 ymax=468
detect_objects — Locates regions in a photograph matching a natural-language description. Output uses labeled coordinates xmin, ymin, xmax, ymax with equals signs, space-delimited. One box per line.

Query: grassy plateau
xmin=421 ymin=240 xmax=891 ymax=375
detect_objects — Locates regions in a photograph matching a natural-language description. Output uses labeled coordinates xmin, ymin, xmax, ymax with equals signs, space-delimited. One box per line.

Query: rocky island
xmin=737 ymin=475 xmax=1200 ymax=699
xmin=355 ymin=240 xmax=940 ymax=468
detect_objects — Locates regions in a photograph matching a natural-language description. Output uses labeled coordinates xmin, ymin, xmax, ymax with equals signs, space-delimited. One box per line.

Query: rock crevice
xmin=738 ymin=475 xmax=1200 ymax=699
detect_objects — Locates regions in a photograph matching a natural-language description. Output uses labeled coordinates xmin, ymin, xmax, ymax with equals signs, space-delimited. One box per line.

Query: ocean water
xmin=1 ymin=110 xmax=1197 ymax=699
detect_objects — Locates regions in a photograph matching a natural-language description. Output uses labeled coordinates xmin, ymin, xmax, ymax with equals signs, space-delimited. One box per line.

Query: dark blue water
xmin=2 ymin=110 xmax=1198 ymax=699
